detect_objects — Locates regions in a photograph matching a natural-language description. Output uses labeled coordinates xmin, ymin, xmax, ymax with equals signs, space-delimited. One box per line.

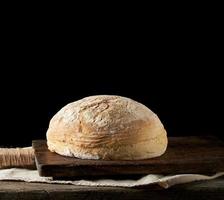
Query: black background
xmin=0 ymin=11 xmax=223 ymax=147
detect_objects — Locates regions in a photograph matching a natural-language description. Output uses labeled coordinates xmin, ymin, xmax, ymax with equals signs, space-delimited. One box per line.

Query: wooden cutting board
xmin=33 ymin=136 xmax=224 ymax=178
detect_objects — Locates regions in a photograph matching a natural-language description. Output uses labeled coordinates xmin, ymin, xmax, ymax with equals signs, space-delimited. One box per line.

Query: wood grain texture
xmin=33 ymin=136 xmax=224 ymax=178
xmin=0 ymin=178 xmax=224 ymax=200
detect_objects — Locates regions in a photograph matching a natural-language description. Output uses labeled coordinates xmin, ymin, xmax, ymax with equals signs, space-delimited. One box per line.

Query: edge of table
xmin=0 ymin=177 xmax=224 ymax=200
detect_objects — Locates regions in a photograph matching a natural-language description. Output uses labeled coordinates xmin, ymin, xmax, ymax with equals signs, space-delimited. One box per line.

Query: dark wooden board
xmin=33 ymin=136 xmax=224 ymax=178
xmin=1 ymin=178 xmax=224 ymax=200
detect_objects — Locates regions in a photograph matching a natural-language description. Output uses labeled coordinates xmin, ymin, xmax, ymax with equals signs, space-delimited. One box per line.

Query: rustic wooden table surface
xmin=0 ymin=177 xmax=224 ymax=200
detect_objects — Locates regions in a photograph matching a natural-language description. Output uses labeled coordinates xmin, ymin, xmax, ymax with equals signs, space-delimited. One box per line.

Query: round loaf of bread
xmin=47 ymin=95 xmax=168 ymax=160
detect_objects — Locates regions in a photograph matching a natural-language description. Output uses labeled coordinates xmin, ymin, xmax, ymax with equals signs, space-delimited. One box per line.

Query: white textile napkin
xmin=0 ymin=168 xmax=223 ymax=189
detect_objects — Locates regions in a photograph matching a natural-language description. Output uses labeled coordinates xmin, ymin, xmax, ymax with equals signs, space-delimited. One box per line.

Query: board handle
xmin=0 ymin=147 xmax=35 ymax=169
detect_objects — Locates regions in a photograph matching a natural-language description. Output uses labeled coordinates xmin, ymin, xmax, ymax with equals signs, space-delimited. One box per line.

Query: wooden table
xmin=0 ymin=177 xmax=224 ymax=200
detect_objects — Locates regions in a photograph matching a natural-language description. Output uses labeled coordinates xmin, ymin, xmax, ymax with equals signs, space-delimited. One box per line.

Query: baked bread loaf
xmin=47 ymin=95 xmax=168 ymax=160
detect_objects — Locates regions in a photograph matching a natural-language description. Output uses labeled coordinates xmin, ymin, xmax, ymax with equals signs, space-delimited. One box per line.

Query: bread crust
xmin=47 ymin=95 xmax=168 ymax=160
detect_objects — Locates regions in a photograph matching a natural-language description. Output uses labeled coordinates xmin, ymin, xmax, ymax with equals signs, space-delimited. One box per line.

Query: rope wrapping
xmin=0 ymin=147 xmax=35 ymax=169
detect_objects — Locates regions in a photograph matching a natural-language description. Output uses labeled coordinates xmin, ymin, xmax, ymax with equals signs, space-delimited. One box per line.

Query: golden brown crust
xmin=47 ymin=95 xmax=168 ymax=160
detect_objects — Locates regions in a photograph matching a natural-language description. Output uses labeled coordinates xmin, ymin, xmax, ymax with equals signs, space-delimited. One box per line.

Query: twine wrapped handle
xmin=0 ymin=147 xmax=35 ymax=169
